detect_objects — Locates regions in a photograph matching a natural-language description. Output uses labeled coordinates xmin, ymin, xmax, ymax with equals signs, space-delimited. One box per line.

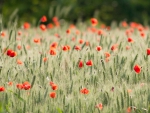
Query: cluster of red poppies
xmin=78 ymin=60 xmax=93 ymax=68
xmin=49 ymin=81 xmax=58 ymax=98
xmin=16 ymin=81 xmax=31 ymax=90
xmin=6 ymin=49 xmax=17 ymax=57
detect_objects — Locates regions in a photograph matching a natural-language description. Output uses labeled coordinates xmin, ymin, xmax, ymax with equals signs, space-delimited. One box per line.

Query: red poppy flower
xmin=43 ymin=57 xmax=48 ymax=62
xmin=34 ymin=38 xmax=40 ymax=43
xmin=23 ymin=22 xmax=30 ymax=30
xmin=147 ymin=48 xmax=150 ymax=55
xmin=50 ymin=81 xmax=55 ymax=86
xmin=16 ymin=84 xmax=24 ymax=90
xmin=0 ymin=86 xmax=5 ymax=92
xmin=47 ymin=23 xmax=54 ymax=29
xmin=127 ymin=89 xmax=132 ymax=93
xmin=51 ymin=84 xmax=58 ymax=90
xmin=23 ymin=81 xmax=31 ymax=90
xmin=104 ymin=52 xmax=110 ymax=58
xmin=52 ymin=17 xmax=58 ymax=22
xmin=80 ymin=88 xmax=89 ymax=94
xmin=79 ymin=39 xmax=84 ymax=44
xmin=85 ymin=41 xmax=90 ymax=46
xmin=50 ymin=42 xmax=58 ymax=49
xmin=78 ymin=60 xmax=84 ymax=68
xmin=8 ymin=81 xmax=13 ymax=86
xmin=7 ymin=49 xmax=12 ymax=56
xmin=66 ymin=29 xmax=71 ymax=34
xmin=96 ymin=46 xmax=102 ymax=51
xmin=17 ymin=60 xmax=23 ymax=65
xmin=40 ymin=15 xmax=47 ymax=22
xmin=66 ymin=45 xmax=70 ymax=50
xmin=111 ymin=44 xmax=118 ymax=51
xmin=130 ymin=22 xmax=138 ymax=28
xmin=121 ymin=21 xmax=128 ymax=27
xmin=126 ymin=46 xmax=130 ymax=50
xmin=134 ymin=64 xmax=141 ymax=74
xmin=9 ymin=51 xmax=17 ymax=57
xmin=40 ymin=24 xmax=46 ymax=31
xmin=62 ymin=46 xmax=68 ymax=51
xmin=18 ymin=31 xmax=22 ymax=36
xmin=91 ymin=18 xmax=98 ymax=26
xmin=95 ymin=103 xmax=103 ymax=110
xmin=138 ymin=26 xmax=144 ymax=32
xmin=127 ymin=107 xmax=132 ymax=113
xmin=128 ymin=37 xmax=134 ymax=43
xmin=140 ymin=32 xmax=145 ymax=38
xmin=97 ymin=30 xmax=103 ymax=35
xmin=0 ymin=31 xmax=5 ymax=37
xmin=50 ymin=49 xmax=56 ymax=55
xmin=86 ymin=60 xmax=93 ymax=66
xmin=74 ymin=46 xmax=81 ymax=51
xmin=17 ymin=45 xmax=22 ymax=50
xmin=50 ymin=92 xmax=56 ymax=98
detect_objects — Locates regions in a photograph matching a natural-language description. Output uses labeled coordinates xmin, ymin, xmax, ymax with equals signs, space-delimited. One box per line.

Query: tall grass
xmin=0 ymin=19 xmax=150 ymax=113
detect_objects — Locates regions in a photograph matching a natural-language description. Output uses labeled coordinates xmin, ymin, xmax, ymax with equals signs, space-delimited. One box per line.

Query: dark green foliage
xmin=1 ymin=0 xmax=150 ymax=26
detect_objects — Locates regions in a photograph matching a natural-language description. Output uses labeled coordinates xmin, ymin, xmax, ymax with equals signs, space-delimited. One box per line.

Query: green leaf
xmin=31 ymin=75 xmax=36 ymax=88
xmin=8 ymin=90 xmax=25 ymax=102
xmin=9 ymin=30 xmax=13 ymax=41
xmin=23 ymin=44 xmax=27 ymax=55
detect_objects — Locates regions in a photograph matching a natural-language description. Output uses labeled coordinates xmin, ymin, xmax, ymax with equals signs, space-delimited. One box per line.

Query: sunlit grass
xmin=0 ymin=19 xmax=150 ymax=113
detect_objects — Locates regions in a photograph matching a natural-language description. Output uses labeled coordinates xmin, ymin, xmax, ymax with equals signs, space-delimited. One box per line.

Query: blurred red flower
xmin=40 ymin=24 xmax=46 ymax=31
xmin=23 ymin=22 xmax=30 ymax=29
xmin=23 ymin=81 xmax=31 ymax=90
xmin=50 ymin=49 xmax=56 ymax=55
xmin=7 ymin=49 xmax=17 ymax=57
xmin=74 ymin=46 xmax=81 ymax=51
xmin=91 ymin=18 xmax=98 ymax=26
xmin=86 ymin=60 xmax=93 ymax=66
xmin=78 ymin=60 xmax=84 ymax=68
xmin=80 ymin=88 xmax=89 ymax=94
xmin=50 ymin=92 xmax=56 ymax=98
xmin=96 ymin=46 xmax=102 ymax=51
xmin=17 ymin=59 xmax=23 ymax=65
xmin=0 ymin=86 xmax=5 ymax=92
xmin=95 ymin=103 xmax=103 ymax=110
xmin=134 ymin=64 xmax=141 ymax=74
xmin=16 ymin=84 xmax=24 ymax=90
xmin=128 ymin=37 xmax=134 ymax=43
xmin=17 ymin=45 xmax=22 ymax=50
xmin=51 ymin=84 xmax=58 ymax=90
xmin=47 ymin=23 xmax=54 ymax=29
xmin=147 ymin=48 xmax=150 ymax=55
xmin=34 ymin=38 xmax=41 ymax=43
xmin=40 ymin=15 xmax=47 ymax=22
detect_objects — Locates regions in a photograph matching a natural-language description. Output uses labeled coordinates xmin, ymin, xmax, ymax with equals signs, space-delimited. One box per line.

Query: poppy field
xmin=0 ymin=16 xmax=150 ymax=113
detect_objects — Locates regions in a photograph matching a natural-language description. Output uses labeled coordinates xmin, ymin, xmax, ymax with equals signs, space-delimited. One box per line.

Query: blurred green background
xmin=1 ymin=0 xmax=150 ymax=26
